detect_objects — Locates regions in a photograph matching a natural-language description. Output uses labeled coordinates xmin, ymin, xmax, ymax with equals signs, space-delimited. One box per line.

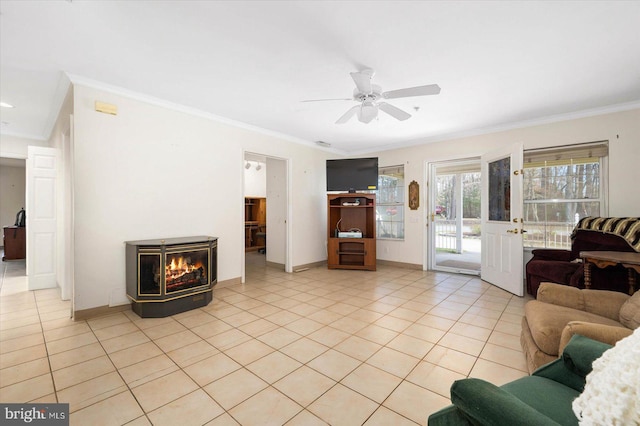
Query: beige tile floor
xmin=1 ymin=252 xmax=532 ymax=425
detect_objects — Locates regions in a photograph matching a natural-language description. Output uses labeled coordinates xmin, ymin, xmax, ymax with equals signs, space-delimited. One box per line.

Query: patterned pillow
xmin=619 ymin=291 xmax=640 ymax=329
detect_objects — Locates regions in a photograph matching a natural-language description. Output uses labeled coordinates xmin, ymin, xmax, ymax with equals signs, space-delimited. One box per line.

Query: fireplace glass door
xmin=165 ymin=248 xmax=209 ymax=294
xmin=138 ymin=253 xmax=161 ymax=295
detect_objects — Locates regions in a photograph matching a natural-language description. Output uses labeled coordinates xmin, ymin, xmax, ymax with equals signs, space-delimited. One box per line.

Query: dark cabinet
xmin=3 ymin=226 xmax=26 ymax=261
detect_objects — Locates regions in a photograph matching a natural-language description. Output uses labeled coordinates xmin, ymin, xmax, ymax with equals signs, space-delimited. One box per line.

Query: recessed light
xmin=0 ymin=102 xmax=15 ymax=108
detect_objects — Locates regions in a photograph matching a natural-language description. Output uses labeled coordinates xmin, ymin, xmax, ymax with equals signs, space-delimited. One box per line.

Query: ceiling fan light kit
xmin=304 ymin=68 xmax=440 ymax=125
xmin=358 ymin=100 xmax=378 ymax=123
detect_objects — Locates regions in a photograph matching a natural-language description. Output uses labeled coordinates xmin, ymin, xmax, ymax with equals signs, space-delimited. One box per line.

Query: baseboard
xmin=266 ymin=261 xmax=285 ymax=270
xmin=293 ymin=259 xmax=421 ymax=271
xmin=376 ymin=259 xmax=422 ymax=270
xmin=74 ymin=277 xmax=242 ymax=318
xmin=293 ymin=260 xmax=326 ymax=271
xmin=214 ymin=276 xmax=242 ymax=289
xmin=73 ymin=303 xmax=131 ymax=321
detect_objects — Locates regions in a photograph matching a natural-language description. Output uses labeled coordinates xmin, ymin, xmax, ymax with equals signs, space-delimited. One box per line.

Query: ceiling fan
xmin=303 ymin=69 xmax=440 ymax=124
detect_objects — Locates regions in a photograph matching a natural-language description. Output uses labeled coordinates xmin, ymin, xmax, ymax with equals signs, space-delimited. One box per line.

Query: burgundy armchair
xmin=526 ymin=217 xmax=640 ymax=297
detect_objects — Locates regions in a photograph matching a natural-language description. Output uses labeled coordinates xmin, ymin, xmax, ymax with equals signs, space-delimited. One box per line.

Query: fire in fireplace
xmin=126 ymin=236 xmax=218 ymax=318
xmin=165 ymin=252 xmax=208 ymax=292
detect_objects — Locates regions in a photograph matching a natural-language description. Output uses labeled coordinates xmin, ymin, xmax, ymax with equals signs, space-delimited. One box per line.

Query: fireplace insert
xmin=126 ymin=236 xmax=218 ymax=318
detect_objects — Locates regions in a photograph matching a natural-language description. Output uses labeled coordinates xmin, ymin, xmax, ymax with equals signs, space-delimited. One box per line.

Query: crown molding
xmin=65 ymin=73 xmax=346 ymax=154
xmin=353 ymin=100 xmax=640 ymax=155
xmin=51 ymin=73 xmax=640 ymax=158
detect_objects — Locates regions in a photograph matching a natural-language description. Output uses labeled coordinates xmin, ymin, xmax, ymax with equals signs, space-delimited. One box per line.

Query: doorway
xmin=428 ymin=159 xmax=481 ymax=275
xmin=242 ymin=152 xmax=289 ymax=281
xmin=0 ymin=157 xmax=27 ymax=296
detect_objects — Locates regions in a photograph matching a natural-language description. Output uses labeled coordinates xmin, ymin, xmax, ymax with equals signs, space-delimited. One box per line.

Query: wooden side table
xmin=580 ymin=251 xmax=640 ymax=295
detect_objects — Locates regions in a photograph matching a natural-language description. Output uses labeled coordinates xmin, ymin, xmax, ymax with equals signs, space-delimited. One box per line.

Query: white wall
xmin=372 ymin=108 xmax=640 ymax=267
xmin=244 ymin=161 xmax=266 ymax=197
xmin=0 ymin=135 xmax=49 ymax=159
xmin=0 ymin=165 xmax=26 ymax=231
xmin=38 ymin=82 xmax=640 ymax=313
xmin=71 ymin=84 xmax=330 ymax=311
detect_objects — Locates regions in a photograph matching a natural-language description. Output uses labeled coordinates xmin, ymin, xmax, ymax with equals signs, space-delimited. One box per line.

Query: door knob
xmin=506 ymin=228 xmax=519 ymax=234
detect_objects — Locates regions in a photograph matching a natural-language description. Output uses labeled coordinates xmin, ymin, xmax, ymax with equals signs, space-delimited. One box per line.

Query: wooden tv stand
xmin=327 ymin=193 xmax=376 ymax=270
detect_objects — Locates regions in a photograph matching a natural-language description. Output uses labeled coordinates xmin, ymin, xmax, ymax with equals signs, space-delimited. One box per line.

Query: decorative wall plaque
xmin=408 ymin=180 xmax=419 ymax=210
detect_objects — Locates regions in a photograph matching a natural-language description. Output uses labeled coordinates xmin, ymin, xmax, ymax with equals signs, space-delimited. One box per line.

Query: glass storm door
xmin=429 ymin=160 xmax=481 ymax=275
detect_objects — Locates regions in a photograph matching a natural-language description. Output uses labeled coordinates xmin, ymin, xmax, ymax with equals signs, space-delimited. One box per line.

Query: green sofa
xmin=428 ymin=335 xmax=611 ymax=426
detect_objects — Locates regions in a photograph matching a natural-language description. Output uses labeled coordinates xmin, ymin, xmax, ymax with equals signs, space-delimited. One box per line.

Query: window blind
xmin=524 ymin=141 xmax=608 ymax=168
xmin=379 ymin=165 xmax=403 ymax=177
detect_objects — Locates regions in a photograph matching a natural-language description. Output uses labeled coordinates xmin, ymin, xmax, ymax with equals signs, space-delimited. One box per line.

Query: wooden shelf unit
xmin=327 ymin=193 xmax=376 ymax=270
xmin=245 ymin=197 xmax=266 ymax=251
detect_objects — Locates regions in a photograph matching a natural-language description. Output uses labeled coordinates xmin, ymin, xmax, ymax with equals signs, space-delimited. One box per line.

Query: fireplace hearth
xmin=126 ymin=236 xmax=218 ymax=318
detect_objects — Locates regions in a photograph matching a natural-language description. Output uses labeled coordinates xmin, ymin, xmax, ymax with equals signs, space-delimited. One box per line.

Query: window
xmin=523 ymin=142 xmax=607 ymax=249
xmin=376 ymin=165 xmax=404 ymax=239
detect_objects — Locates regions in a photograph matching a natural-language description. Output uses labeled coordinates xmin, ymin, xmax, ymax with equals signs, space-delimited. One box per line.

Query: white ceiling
xmin=1 ymin=1 xmax=639 ymax=154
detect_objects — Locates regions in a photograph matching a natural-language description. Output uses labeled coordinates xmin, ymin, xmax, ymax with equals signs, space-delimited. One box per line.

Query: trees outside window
xmin=377 ymin=165 xmax=404 ymax=239
xmin=436 ymin=173 xmax=481 ymax=220
xmin=523 ymin=142 xmax=607 ymax=249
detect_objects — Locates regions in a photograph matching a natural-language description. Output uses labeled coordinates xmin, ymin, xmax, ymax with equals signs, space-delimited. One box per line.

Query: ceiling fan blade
xmin=350 ymin=69 xmax=373 ymax=94
xmin=335 ymin=105 xmax=359 ymax=124
xmin=382 ymin=84 xmax=441 ymax=99
xmin=378 ymin=102 xmax=411 ymax=121
xmin=301 ymin=98 xmax=352 ymax=102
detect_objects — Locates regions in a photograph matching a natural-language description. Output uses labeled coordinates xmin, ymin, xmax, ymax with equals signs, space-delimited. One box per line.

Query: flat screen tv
xmin=326 ymin=157 xmax=378 ymax=192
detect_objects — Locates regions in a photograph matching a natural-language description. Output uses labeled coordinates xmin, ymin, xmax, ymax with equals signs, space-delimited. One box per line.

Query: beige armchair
xmin=520 ymin=282 xmax=639 ymax=373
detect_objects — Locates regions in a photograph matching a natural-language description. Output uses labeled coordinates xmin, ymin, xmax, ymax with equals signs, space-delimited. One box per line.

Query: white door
xmin=266 ymin=157 xmax=289 ymax=271
xmin=481 ymin=143 xmax=524 ymax=296
xmin=26 ymin=146 xmax=58 ymax=290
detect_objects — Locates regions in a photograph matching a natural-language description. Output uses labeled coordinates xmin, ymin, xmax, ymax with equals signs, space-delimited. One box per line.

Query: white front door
xmin=481 ymin=144 xmax=524 ymax=296
xmin=26 ymin=146 xmax=58 ymax=290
